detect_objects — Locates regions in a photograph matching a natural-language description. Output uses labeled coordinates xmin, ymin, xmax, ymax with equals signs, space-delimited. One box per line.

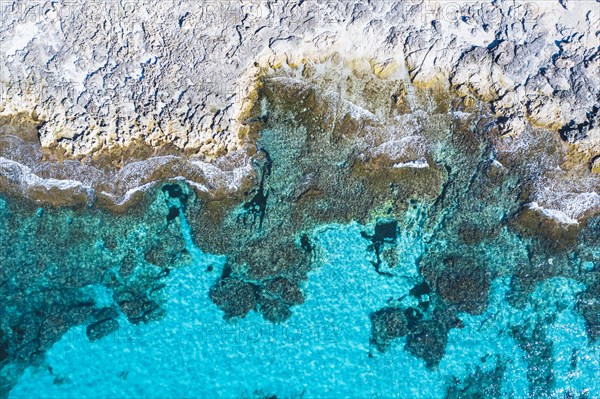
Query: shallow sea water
xmin=7 ymin=207 xmax=599 ymax=398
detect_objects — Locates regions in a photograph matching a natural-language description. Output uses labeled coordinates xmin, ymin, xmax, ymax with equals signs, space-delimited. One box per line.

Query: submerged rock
xmin=405 ymin=320 xmax=448 ymax=369
xmin=446 ymin=359 xmax=505 ymax=399
xmin=370 ymin=307 xmax=409 ymax=352
xmin=263 ymin=277 xmax=304 ymax=305
xmin=210 ymin=277 xmax=258 ymax=319
xmin=577 ymin=284 xmax=600 ymax=342
xmin=434 ymin=256 xmax=491 ymax=315
xmin=510 ymin=320 xmax=555 ymax=398
xmin=257 ymin=297 xmax=292 ymax=324
xmin=420 ymin=249 xmax=492 ymax=316
xmin=86 ymin=319 xmax=119 ymax=342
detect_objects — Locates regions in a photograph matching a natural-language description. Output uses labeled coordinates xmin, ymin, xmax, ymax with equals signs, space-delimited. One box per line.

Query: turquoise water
xmin=6 ymin=206 xmax=599 ymax=398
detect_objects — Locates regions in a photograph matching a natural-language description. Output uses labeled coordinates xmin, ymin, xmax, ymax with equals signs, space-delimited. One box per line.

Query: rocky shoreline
xmin=1 ymin=0 xmax=599 ymax=216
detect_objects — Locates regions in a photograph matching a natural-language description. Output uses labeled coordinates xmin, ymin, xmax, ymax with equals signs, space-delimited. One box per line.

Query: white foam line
xmin=113 ymin=155 xmax=179 ymax=180
xmin=566 ymin=192 xmax=600 ymax=218
xmin=393 ymin=157 xmax=429 ymax=169
xmin=0 ymin=156 xmax=253 ymax=206
xmin=527 ymin=202 xmax=579 ymax=225
xmin=189 ymin=160 xmax=253 ymax=192
xmin=452 ymin=111 xmax=472 ymax=119
xmin=100 ymin=181 xmax=158 ymax=206
xmin=371 ymin=136 xmax=427 ymax=159
xmin=0 ymin=157 xmax=93 ymax=193
xmin=491 ymin=160 xmax=505 ymax=169
xmin=100 ymin=177 xmax=213 ymax=206
xmin=172 ymin=176 xmax=210 ymax=193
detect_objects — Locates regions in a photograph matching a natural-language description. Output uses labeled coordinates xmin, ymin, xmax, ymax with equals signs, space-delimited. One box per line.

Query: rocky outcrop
xmin=0 ymin=0 xmax=598 ymax=218
xmin=1 ymin=1 xmax=597 ymax=146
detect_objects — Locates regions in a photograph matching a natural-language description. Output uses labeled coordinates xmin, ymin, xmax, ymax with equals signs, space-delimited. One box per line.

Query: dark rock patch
xmin=210 ymin=277 xmax=258 ymax=319
xmin=410 ymin=281 xmax=431 ymax=298
xmin=86 ymin=319 xmax=119 ymax=342
xmin=434 ymin=256 xmax=491 ymax=314
xmin=405 ymin=320 xmax=449 ymax=369
xmin=240 ymin=149 xmax=272 ymax=230
xmin=370 ymin=307 xmax=409 ymax=351
xmin=577 ymin=284 xmax=600 ymax=342
xmin=362 ymin=219 xmax=398 ymax=276
xmin=419 ymin=249 xmax=491 ymax=316
xmin=404 ymin=306 xmax=424 ymax=329
xmin=264 ymin=277 xmax=304 ymax=305
xmin=115 ymin=290 xmax=165 ymax=324
xmin=258 ymin=297 xmax=292 ymax=323
xmin=162 ymin=183 xmax=189 ymax=204
xmin=446 ymin=357 xmax=505 ymax=399
xmin=166 ymin=206 xmax=180 ymax=221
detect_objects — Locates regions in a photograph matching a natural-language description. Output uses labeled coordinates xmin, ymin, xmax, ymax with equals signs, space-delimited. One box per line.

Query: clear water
xmin=7 ymin=210 xmax=599 ymax=398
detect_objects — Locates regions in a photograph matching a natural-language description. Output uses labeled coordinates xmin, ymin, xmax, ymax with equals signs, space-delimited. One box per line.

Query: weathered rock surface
xmin=0 ymin=0 xmax=598 ymax=217
xmin=1 ymin=0 xmax=598 ymax=143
